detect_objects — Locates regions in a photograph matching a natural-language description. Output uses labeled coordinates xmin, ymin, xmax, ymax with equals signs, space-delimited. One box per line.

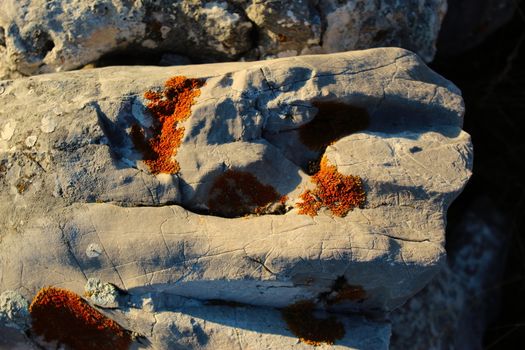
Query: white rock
xmin=0 ymin=49 xmax=472 ymax=348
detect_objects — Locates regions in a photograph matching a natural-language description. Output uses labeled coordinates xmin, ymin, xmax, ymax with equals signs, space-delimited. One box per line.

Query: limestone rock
xmin=84 ymin=277 xmax=121 ymax=308
xmin=108 ymin=293 xmax=392 ymax=349
xmin=0 ymin=49 xmax=472 ymax=347
xmin=390 ymin=197 xmax=507 ymax=349
xmin=0 ymin=0 xmax=447 ymax=79
xmin=0 ymin=48 xmax=472 ymax=311
xmin=0 ymin=291 xmax=30 ymax=330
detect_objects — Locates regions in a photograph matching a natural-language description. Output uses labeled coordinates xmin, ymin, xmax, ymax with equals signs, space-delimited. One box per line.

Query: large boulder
xmin=0 ymin=0 xmax=447 ymax=79
xmin=0 ymin=48 xmax=472 ymax=346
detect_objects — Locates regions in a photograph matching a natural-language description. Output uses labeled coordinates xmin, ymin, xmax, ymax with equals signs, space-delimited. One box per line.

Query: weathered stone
xmin=0 ymin=49 xmax=471 ymax=347
xmin=0 ymin=0 xmax=253 ymax=79
xmin=99 ymin=292 xmax=392 ymax=349
xmin=0 ymin=49 xmax=472 ymax=317
xmin=0 ymin=290 xmax=30 ymax=330
xmin=0 ymin=0 xmax=447 ymax=79
xmin=84 ymin=277 xmax=120 ymax=308
xmin=390 ymin=197 xmax=507 ymax=349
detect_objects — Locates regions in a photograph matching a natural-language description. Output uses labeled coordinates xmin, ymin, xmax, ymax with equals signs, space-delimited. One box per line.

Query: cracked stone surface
xmin=0 ymin=48 xmax=472 ymax=347
xmin=390 ymin=197 xmax=507 ymax=349
xmin=0 ymin=0 xmax=447 ymax=79
xmin=101 ymin=293 xmax=392 ymax=349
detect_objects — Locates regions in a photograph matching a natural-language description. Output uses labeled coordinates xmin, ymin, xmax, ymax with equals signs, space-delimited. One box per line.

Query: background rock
xmin=0 ymin=0 xmax=447 ymax=79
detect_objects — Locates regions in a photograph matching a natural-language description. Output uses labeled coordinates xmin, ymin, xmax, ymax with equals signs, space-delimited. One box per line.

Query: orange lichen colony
xmin=29 ymin=287 xmax=131 ymax=350
xmin=133 ymin=76 xmax=205 ymax=174
xmin=208 ymin=169 xmax=286 ymax=218
xmin=297 ymin=156 xmax=366 ymax=217
xmin=281 ymin=300 xmax=345 ymax=346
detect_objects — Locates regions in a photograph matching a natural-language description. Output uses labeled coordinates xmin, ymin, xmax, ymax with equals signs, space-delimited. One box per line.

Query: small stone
xmin=0 ymin=291 xmax=30 ymax=330
xmin=86 ymin=243 xmax=103 ymax=258
xmin=1 ymin=121 xmax=16 ymax=141
xmin=84 ymin=278 xmax=120 ymax=308
xmin=25 ymin=135 xmax=37 ymax=148
xmin=40 ymin=115 xmax=56 ymax=133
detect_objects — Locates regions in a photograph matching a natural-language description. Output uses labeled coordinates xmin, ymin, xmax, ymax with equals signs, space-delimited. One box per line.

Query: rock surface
xmin=390 ymin=197 xmax=508 ymax=349
xmin=0 ymin=0 xmax=447 ymax=79
xmin=0 ymin=48 xmax=472 ymax=347
xmin=103 ymin=293 xmax=392 ymax=349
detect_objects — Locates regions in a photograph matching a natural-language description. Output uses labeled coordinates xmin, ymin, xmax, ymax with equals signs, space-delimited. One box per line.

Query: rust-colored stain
xmin=132 ymin=76 xmax=205 ymax=174
xmin=208 ymin=169 xmax=284 ymax=218
xmin=29 ymin=287 xmax=131 ymax=350
xmin=299 ymin=101 xmax=369 ymax=152
xmin=281 ymin=300 xmax=345 ymax=346
xmin=327 ymin=279 xmax=367 ymax=305
xmin=331 ymin=284 xmax=367 ymax=304
xmin=297 ymin=156 xmax=366 ymax=217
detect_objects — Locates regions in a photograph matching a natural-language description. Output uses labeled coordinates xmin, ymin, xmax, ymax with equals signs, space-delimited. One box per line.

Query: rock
xmin=249 ymin=0 xmax=447 ymax=62
xmin=0 ymin=290 xmax=30 ymax=330
xmin=0 ymin=0 xmax=253 ymax=79
xmin=390 ymin=197 xmax=507 ymax=349
xmin=102 ymin=292 xmax=391 ymax=349
xmin=0 ymin=0 xmax=447 ymax=79
xmin=437 ymin=0 xmax=518 ymax=56
xmin=0 ymin=48 xmax=472 ymax=346
xmin=84 ymin=277 xmax=121 ymax=308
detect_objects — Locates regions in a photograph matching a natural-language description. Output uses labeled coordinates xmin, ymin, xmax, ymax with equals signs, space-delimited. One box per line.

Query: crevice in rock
xmin=313 ymin=0 xmax=326 ymax=47
xmin=0 ymin=27 xmax=5 ymax=47
xmin=245 ymin=256 xmax=277 ymax=275
xmin=317 ymin=276 xmax=367 ymax=306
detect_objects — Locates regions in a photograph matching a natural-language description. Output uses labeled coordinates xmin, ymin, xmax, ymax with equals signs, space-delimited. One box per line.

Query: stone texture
xmin=0 ymin=0 xmax=447 ymax=79
xmin=126 ymin=295 xmax=391 ymax=349
xmin=0 ymin=48 xmax=472 ymax=347
xmin=0 ymin=290 xmax=30 ymax=330
xmin=390 ymin=197 xmax=507 ymax=349
xmin=84 ymin=277 xmax=121 ymax=309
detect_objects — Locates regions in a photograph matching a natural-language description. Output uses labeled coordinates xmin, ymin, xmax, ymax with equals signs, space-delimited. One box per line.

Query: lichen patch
xmin=207 ymin=169 xmax=285 ymax=218
xmin=281 ymin=300 xmax=345 ymax=346
xmin=29 ymin=287 xmax=131 ymax=350
xmin=299 ymin=101 xmax=369 ymax=152
xmin=297 ymin=156 xmax=366 ymax=217
xmin=132 ymin=76 xmax=205 ymax=174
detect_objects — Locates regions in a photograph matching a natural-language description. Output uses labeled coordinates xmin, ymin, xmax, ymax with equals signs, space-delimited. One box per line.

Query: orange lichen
xmin=208 ymin=170 xmax=284 ymax=218
xmin=132 ymin=76 xmax=205 ymax=174
xmin=330 ymin=284 xmax=367 ymax=304
xmin=29 ymin=287 xmax=131 ymax=350
xmin=281 ymin=300 xmax=345 ymax=346
xmin=323 ymin=277 xmax=367 ymax=305
xmin=297 ymin=156 xmax=366 ymax=217
xmin=299 ymin=101 xmax=369 ymax=153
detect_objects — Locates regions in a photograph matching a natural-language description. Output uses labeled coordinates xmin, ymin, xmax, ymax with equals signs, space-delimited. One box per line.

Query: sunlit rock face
xmin=0 ymin=0 xmax=447 ymax=79
xmin=0 ymin=49 xmax=471 ymax=348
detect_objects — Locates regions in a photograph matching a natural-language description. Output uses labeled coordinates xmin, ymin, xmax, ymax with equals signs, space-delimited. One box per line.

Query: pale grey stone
xmin=0 ymin=49 xmax=472 ymax=348
xmin=0 ymin=291 xmax=30 ymax=330
xmin=0 ymin=0 xmax=447 ymax=79
xmin=390 ymin=197 xmax=507 ymax=349
xmin=84 ymin=277 xmax=120 ymax=308
xmin=102 ymin=292 xmax=391 ymax=350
